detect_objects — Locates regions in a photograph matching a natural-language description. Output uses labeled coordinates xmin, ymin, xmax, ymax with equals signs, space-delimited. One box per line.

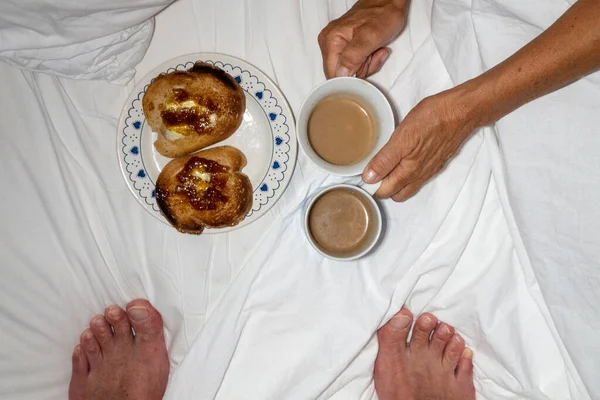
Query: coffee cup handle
xmin=358 ymin=180 xmax=382 ymax=197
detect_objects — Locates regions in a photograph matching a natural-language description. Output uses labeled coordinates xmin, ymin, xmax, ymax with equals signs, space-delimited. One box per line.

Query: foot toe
xmin=126 ymin=299 xmax=164 ymax=345
xmin=71 ymin=344 xmax=89 ymax=376
xmin=377 ymin=307 xmax=413 ymax=351
xmin=430 ymin=322 xmax=454 ymax=356
xmin=374 ymin=308 xmax=414 ymax=400
xmin=456 ymin=348 xmax=474 ymax=378
xmin=90 ymin=315 xmax=113 ymax=350
xmin=105 ymin=305 xmax=133 ymax=344
xmin=80 ymin=329 xmax=102 ymax=370
xmin=68 ymin=345 xmax=88 ymax=399
xmin=443 ymin=334 xmax=466 ymax=369
xmin=409 ymin=313 xmax=438 ymax=350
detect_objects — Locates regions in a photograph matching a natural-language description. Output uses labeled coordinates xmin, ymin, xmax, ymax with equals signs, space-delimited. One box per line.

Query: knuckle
xmin=317 ymin=28 xmax=336 ymax=49
xmin=358 ymin=26 xmax=379 ymax=44
xmin=370 ymin=151 xmax=397 ymax=176
xmin=401 ymin=158 xmax=420 ymax=176
xmin=317 ymin=30 xmax=328 ymax=47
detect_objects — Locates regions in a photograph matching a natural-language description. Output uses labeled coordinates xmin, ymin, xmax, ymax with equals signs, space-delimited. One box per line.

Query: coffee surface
xmin=308 ymin=95 xmax=375 ymax=166
xmin=308 ymin=188 xmax=374 ymax=257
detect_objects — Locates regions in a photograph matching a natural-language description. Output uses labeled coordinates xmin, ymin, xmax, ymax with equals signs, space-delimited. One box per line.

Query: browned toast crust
xmin=143 ymin=63 xmax=246 ymax=158
xmin=155 ymin=146 xmax=253 ymax=234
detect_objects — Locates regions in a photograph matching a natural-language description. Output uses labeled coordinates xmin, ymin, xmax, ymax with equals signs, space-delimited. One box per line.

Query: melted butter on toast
xmin=173 ymin=157 xmax=230 ymax=210
xmin=160 ymin=88 xmax=219 ymax=139
xmin=191 ymin=168 xmax=211 ymax=193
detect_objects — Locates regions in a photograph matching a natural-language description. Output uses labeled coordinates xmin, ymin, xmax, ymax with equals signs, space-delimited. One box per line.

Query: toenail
xmin=452 ymin=335 xmax=464 ymax=345
xmin=74 ymin=345 xmax=81 ymax=355
xmin=128 ymin=306 xmax=149 ymax=322
xmin=83 ymin=330 xmax=93 ymax=340
xmin=92 ymin=316 xmax=105 ymax=326
xmin=462 ymin=348 xmax=473 ymax=360
xmin=420 ymin=315 xmax=432 ymax=325
xmin=109 ymin=306 xmax=122 ymax=318
xmin=440 ymin=324 xmax=451 ymax=335
xmin=389 ymin=314 xmax=411 ymax=331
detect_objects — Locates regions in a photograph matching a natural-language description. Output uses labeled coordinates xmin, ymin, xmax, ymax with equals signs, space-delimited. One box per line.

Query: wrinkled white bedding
xmin=0 ymin=0 xmax=174 ymax=82
xmin=0 ymin=0 xmax=598 ymax=399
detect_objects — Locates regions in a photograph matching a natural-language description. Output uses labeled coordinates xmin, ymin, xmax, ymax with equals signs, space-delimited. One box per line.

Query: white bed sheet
xmin=0 ymin=0 xmax=597 ymax=399
xmin=0 ymin=0 xmax=175 ymax=82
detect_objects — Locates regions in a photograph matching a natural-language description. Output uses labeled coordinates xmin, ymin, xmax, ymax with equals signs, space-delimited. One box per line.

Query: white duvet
xmin=0 ymin=0 xmax=598 ymax=399
xmin=0 ymin=0 xmax=174 ymax=82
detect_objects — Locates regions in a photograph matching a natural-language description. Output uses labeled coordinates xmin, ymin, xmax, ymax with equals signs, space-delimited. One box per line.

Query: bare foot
xmin=374 ymin=308 xmax=475 ymax=400
xmin=69 ymin=299 xmax=170 ymax=400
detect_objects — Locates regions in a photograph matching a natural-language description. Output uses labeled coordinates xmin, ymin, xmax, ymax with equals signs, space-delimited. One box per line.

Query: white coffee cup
xmin=297 ymin=77 xmax=395 ymax=177
xmin=303 ymin=183 xmax=383 ymax=261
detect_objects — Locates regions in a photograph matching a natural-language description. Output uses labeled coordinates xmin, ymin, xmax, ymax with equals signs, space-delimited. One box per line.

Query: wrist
xmin=389 ymin=0 xmax=410 ymax=9
xmin=360 ymin=0 xmax=409 ymax=12
xmin=388 ymin=0 xmax=410 ymax=14
xmin=447 ymin=75 xmax=504 ymax=131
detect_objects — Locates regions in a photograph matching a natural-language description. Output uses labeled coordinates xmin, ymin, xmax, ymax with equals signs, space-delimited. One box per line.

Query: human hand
xmin=318 ymin=0 xmax=409 ymax=79
xmin=362 ymin=88 xmax=480 ymax=201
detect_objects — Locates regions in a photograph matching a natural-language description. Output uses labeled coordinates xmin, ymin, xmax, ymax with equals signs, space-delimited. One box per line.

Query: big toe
xmin=374 ymin=308 xmax=414 ymax=399
xmin=126 ymin=299 xmax=165 ymax=345
xmin=377 ymin=308 xmax=413 ymax=352
xmin=377 ymin=308 xmax=413 ymax=365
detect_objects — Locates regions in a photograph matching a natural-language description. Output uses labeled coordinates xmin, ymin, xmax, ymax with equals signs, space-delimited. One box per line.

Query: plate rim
xmin=116 ymin=52 xmax=297 ymax=234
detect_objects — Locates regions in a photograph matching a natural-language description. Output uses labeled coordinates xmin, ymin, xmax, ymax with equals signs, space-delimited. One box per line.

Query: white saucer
xmin=117 ymin=53 xmax=297 ymax=233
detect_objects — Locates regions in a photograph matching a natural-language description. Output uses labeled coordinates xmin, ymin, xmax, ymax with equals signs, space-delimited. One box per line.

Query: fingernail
xmin=389 ymin=314 xmax=411 ymax=331
xmin=108 ymin=306 xmax=121 ymax=318
xmin=462 ymin=348 xmax=473 ymax=360
xmin=363 ymin=169 xmax=379 ymax=184
xmin=127 ymin=306 xmax=149 ymax=322
xmin=336 ymin=65 xmax=351 ymax=77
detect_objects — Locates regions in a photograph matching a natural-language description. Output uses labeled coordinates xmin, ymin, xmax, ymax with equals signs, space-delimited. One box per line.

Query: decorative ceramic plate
xmin=117 ymin=53 xmax=297 ymax=233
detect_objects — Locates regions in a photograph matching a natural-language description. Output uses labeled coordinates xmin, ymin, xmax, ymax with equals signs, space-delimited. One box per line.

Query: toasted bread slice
xmin=143 ymin=62 xmax=246 ymax=158
xmin=155 ymin=146 xmax=253 ymax=234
